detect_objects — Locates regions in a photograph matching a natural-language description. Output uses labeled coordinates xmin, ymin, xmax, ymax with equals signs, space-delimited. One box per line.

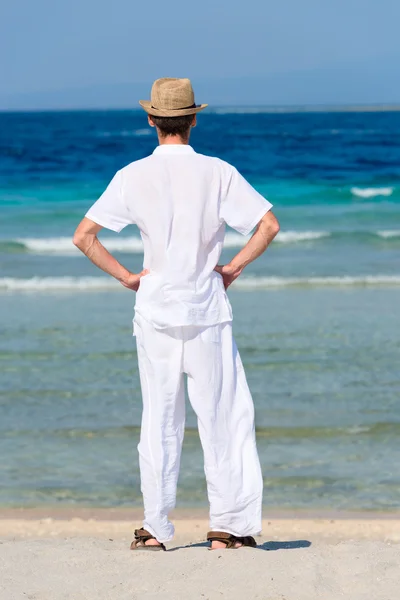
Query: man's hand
xmin=215 ymin=264 xmax=242 ymax=289
xmin=73 ymin=218 xmax=150 ymax=290
xmin=121 ymin=270 xmax=149 ymax=291
xmin=215 ymin=211 xmax=280 ymax=289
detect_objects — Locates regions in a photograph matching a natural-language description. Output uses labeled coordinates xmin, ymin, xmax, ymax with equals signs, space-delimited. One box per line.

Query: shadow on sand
xmin=168 ymin=539 xmax=312 ymax=552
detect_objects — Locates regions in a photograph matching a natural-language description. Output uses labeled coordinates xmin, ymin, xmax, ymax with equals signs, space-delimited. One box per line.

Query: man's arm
xmin=215 ymin=210 xmax=280 ymax=289
xmin=73 ymin=217 xmax=148 ymax=291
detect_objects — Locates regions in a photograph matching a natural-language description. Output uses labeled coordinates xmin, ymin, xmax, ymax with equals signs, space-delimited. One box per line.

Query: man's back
xmin=74 ymin=77 xmax=280 ymax=550
xmin=86 ymin=144 xmax=271 ymax=329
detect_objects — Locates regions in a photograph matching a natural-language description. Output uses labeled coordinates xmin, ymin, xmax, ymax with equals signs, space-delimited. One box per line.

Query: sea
xmin=1 ymin=109 xmax=400 ymax=511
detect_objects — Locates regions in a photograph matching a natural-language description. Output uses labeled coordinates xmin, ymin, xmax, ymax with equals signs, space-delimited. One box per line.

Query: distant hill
xmin=1 ymin=59 xmax=399 ymax=111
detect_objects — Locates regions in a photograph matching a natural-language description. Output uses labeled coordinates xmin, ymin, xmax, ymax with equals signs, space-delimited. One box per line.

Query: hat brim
xmin=139 ymin=101 xmax=208 ymax=117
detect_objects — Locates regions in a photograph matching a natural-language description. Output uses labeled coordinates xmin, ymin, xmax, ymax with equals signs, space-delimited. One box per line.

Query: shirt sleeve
xmin=85 ymin=170 xmax=133 ymax=232
xmin=220 ymin=166 xmax=273 ymax=235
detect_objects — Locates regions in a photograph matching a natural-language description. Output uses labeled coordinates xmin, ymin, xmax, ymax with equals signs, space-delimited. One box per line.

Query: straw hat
xmin=139 ymin=78 xmax=208 ymax=117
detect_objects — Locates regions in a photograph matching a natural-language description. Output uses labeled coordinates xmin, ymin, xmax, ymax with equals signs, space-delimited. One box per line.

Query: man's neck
xmin=157 ymin=135 xmax=190 ymax=146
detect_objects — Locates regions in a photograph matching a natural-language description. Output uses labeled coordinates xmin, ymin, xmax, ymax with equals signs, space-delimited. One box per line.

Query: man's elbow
xmin=271 ymin=215 xmax=280 ymax=236
xmin=73 ymin=230 xmax=87 ymax=252
xmin=264 ymin=211 xmax=280 ymax=238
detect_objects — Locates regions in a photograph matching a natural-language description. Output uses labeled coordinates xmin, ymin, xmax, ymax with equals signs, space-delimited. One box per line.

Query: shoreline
xmin=1 ymin=507 xmax=400 ymax=544
xmin=1 ymin=506 xmax=400 ymax=521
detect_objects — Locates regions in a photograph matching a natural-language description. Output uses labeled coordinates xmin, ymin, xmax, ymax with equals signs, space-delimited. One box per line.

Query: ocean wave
xmin=233 ymin=275 xmax=400 ymax=289
xmin=377 ymin=230 xmax=400 ymax=239
xmin=2 ymin=274 xmax=400 ymax=293
xmin=3 ymin=229 xmax=399 ymax=257
xmin=274 ymin=231 xmax=329 ymax=243
xmin=0 ymin=277 xmax=120 ymax=292
xmin=223 ymin=231 xmax=329 ymax=247
xmin=351 ymin=187 xmax=394 ymax=198
xmin=9 ymin=231 xmax=331 ymax=255
xmin=15 ymin=236 xmax=144 ymax=254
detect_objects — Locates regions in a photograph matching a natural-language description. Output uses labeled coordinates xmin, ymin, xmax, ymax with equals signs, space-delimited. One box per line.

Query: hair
xmin=149 ymin=114 xmax=194 ymax=138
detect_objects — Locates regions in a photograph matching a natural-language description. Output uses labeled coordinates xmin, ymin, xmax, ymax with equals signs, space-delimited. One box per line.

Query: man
xmin=73 ymin=78 xmax=280 ymax=551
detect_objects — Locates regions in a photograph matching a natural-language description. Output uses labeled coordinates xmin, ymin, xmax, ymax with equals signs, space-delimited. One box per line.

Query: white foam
xmin=16 ymin=231 xmax=330 ymax=256
xmin=2 ymin=274 xmax=400 ymax=293
xmin=17 ymin=237 xmax=145 ymax=254
xmin=351 ymin=187 xmax=394 ymax=198
xmin=225 ymin=231 xmax=330 ymax=246
xmin=223 ymin=231 xmax=330 ymax=247
xmin=233 ymin=275 xmax=400 ymax=289
xmin=345 ymin=425 xmax=372 ymax=435
xmin=0 ymin=277 xmax=120 ymax=292
xmin=377 ymin=230 xmax=400 ymax=239
xmin=274 ymin=231 xmax=330 ymax=243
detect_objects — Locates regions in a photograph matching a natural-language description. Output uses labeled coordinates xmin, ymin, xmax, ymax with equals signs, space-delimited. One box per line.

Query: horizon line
xmin=1 ymin=103 xmax=400 ymax=115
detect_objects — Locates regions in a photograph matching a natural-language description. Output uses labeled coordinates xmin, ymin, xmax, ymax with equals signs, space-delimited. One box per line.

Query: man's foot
xmin=211 ymin=539 xmax=243 ymax=550
xmin=207 ymin=531 xmax=257 ymax=550
xmin=143 ymin=538 xmax=163 ymax=547
xmin=130 ymin=528 xmax=166 ymax=551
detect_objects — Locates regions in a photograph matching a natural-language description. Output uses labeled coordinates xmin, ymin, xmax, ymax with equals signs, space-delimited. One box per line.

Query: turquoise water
xmin=1 ymin=110 xmax=400 ymax=509
xmin=1 ymin=289 xmax=400 ymax=509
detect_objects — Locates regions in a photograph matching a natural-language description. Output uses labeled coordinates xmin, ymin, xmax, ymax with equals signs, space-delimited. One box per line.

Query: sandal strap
xmin=207 ymin=531 xmax=257 ymax=548
xmin=130 ymin=539 xmax=166 ymax=551
xmin=207 ymin=531 xmax=238 ymax=549
xmin=134 ymin=528 xmax=154 ymax=542
xmin=132 ymin=528 xmax=166 ymax=551
xmin=207 ymin=531 xmax=231 ymax=541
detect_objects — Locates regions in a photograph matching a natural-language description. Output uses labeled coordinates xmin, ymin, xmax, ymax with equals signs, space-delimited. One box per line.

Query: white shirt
xmin=86 ymin=145 xmax=272 ymax=329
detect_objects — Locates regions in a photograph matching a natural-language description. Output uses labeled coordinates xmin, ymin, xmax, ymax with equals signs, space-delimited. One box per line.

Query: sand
xmin=0 ymin=510 xmax=399 ymax=600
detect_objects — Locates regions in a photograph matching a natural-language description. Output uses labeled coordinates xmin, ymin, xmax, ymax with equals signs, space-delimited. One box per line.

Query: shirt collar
xmin=153 ymin=145 xmax=195 ymax=155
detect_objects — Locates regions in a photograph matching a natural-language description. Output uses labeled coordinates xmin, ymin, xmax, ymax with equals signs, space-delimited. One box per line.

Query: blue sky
xmin=1 ymin=0 xmax=400 ymax=108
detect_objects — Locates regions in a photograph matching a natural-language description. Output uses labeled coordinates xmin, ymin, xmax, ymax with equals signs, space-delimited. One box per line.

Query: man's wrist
xmin=118 ymin=269 xmax=133 ymax=286
xmin=228 ymin=260 xmax=244 ymax=276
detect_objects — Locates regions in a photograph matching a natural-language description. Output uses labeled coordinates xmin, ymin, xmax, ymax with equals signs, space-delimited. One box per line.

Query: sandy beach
xmin=0 ymin=509 xmax=399 ymax=600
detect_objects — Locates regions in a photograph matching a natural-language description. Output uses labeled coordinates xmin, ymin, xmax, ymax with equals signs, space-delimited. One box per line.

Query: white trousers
xmin=134 ymin=314 xmax=263 ymax=543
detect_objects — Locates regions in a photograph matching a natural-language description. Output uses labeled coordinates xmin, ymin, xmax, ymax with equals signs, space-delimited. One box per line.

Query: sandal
xmin=207 ymin=530 xmax=257 ymax=550
xmin=130 ymin=528 xmax=166 ymax=552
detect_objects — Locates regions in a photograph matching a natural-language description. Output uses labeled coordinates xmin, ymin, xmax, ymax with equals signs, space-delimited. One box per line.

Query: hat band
xmin=151 ymin=103 xmax=196 ymax=111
